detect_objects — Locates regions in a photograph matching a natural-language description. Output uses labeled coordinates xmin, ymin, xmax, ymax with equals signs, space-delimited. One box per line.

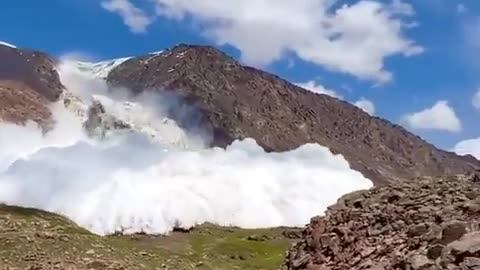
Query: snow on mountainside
xmin=58 ymin=58 xmax=198 ymax=150
xmin=75 ymin=57 xmax=132 ymax=80
xmin=74 ymin=51 xmax=163 ymax=80
xmin=0 ymin=41 xmax=16 ymax=48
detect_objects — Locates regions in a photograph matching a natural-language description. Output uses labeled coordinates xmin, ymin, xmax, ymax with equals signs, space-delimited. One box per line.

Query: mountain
xmin=2 ymin=42 xmax=480 ymax=270
xmin=0 ymin=42 xmax=479 ymax=185
xmin=0 ymin=43 xmax=63 ymax=129
xmin=106 ymin=44 xmax=480 ymax=185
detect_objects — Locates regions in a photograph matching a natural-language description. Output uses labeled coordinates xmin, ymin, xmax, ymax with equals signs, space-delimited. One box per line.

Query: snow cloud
xmin=102 ymin=0 xmax=423 ymax=83
xmin=354 ymin=98 xmax=376 ymax=115
xmin=403 ymin=100 xmax=462 ymax=132
xmin=101 ymin=0 xmax=153 ymax=34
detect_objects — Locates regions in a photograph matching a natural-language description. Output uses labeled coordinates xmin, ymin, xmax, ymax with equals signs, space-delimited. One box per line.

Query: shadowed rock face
xmin=107 ymin=44 xmax=480 ymax=185
xmin=0 ymin=44 xmax=63 ymax=127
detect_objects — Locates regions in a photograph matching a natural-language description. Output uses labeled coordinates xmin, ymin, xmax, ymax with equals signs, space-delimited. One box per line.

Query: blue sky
xmin=1 ymin=0 xmax=480 ymax=156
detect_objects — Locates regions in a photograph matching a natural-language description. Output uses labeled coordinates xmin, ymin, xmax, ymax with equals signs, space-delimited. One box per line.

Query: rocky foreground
xmin=282 ymin=173 xmax=480 ymax=270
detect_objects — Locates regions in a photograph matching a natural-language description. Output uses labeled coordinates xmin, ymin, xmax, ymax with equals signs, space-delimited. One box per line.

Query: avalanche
xmin=0 ymin=58 xmax=373 ymax=236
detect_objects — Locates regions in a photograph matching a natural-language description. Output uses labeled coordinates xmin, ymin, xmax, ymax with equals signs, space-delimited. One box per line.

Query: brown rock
xmin=409 ymin=223 xmax=429 ymax=237
xmin=441 ymin=221 xmax=467 ymax=245
xmin=427 ymin=245 xmax=444 ymax=260
xmin=281 ymin=175 xmax=480 ymax=270
xmin=448 ymin=232 xmax=480 ymax=255
xmin=0 ymin=44 xmax=63 ymax=127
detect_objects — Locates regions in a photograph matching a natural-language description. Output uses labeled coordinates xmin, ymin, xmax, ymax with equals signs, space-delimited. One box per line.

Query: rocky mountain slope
xmin=107 ymin=44 xmax=480 ymax=185
xmin=282 ymin=173 xmax=480 ymax=270
xmin=0 ymin=43 xmax=63 ymax=129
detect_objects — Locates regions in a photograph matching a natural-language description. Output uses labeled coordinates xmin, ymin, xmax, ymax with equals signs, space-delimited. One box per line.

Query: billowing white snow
xmin=75 ymin=57 xmax=132 ymax=79
xmin=0 ymin=58 xmax=374 ymax=236
xmin=0 ymin=41 xmax=16 ymax=48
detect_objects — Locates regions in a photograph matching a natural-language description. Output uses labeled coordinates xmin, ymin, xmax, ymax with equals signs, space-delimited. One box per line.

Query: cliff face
xmin=107 ymin=44 xmax=480 ymax=185
xmin=0 ymin=44 xmax=63 ymax=128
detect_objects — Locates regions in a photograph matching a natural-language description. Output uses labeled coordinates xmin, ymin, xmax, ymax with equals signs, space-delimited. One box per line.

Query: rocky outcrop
xmin=281 ymin=173 xmax=480 ymax=270
xmin=0 ymin=80 xmax=54 ymax=129
xmin=0 ymin=43 xmax=63 ymax=127
xmin=107 ymin=44 xmax=480 ymax=185
xmin=62 ymin=91 xmax=196 ymax=149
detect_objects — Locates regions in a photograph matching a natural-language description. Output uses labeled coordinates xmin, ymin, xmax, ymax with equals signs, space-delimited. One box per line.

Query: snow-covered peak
xmin=0 ymin=41 xmax=16 ymax=48
xmin=74 ymin=50 xmax=164 ymax=79
xmin=75 ymin=57 xmax=132 ymax=79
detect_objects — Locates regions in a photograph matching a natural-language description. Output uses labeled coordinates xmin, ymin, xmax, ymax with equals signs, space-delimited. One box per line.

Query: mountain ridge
xmin=107 ymin=43 xmax=480 ymax=185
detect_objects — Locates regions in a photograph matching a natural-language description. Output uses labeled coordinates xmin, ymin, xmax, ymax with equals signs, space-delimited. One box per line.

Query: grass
xmin=0 ymin=204 xmax=300 ymax=270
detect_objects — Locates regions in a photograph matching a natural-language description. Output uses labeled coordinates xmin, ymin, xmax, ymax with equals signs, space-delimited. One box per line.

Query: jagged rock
xmin=83 ymin=100 xmax=132 ymax=138
xmin=440 ymin=221 xmax=467 ymax=245
xmin=281 ymin=175 xmax=480 ymax=270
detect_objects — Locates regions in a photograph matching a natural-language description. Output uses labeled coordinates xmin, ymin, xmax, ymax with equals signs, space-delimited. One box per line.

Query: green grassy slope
xmin=0 ymin=205 xmax=301 ymax=270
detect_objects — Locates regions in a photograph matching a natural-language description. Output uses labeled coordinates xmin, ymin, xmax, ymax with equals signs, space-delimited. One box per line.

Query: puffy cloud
xmin=354 ymin=98 xmax=376 ymax=115
xmin=295 ymin=80 xmax=342 ymax=98
xmin=101 ymin=0 xmax=153 ymax=34
xmin=453 ymin=138 xmax=480 ymax=159
xmin=105 ymin=0 xmax=423 ymax=83
xmin=403 ymin=100 xmax=462 ymax=132
xmin=473 ymin=90 xmax=480 ymax=111
xmin=457 ymin=4 xmax=466 ymax=14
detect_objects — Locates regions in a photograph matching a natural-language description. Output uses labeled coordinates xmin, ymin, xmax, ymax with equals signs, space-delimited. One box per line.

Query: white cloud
xmin=473 ymin=89 xmax=480 ymax=110
xmin=101 ymin=0 xmax=153 ymax=34
xmin=354 ymin=97 xmax=376 ymax=115
xmin=403 ymin=100 xmax=462 ymax=132
xmin=453 ymin=138 xmax=480 ymax=159
xmin=295 ymin=80 xmax=342 ymax=98
xmin=457 ymin=3 xmax=466 ymax=14
xmin=110 ymin=0 xmax=423 ymax=83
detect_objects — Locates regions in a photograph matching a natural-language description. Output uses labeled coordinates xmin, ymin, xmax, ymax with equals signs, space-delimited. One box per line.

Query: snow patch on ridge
xmin=74 ymin=50 xmax=163 ymax=80
xmin=0 ymin=41 xmax=16 ymax=48
xmin=75 ymin=57 xmax=132 ymax=79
